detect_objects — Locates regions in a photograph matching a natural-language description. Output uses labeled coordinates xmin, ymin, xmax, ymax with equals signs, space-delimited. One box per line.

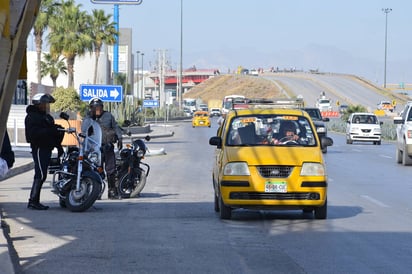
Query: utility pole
xmin=382 ymin=8 xmax=392 ymax=89
xmin=178 ymin=0 xmax=183 ymax=110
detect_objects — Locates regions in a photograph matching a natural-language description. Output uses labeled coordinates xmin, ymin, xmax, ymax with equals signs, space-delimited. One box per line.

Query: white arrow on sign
xmin=110 ymin=88 xmax=120 ymax=99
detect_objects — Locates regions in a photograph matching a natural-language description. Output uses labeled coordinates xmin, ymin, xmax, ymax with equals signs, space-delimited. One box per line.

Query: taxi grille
xmin=230 ymin=192 xmax=320 ymax=200
xmin=257 ymin=166 xmax=293 ymax=178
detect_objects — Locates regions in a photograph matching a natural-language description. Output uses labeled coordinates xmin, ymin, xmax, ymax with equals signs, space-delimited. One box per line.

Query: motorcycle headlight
xmin=223 ymin=162 xmax=250 ymax=176
xmin=88 ymin=152 xmax=100 ymax=165
xmin=136 ymin=149 xmax=145 ymax=158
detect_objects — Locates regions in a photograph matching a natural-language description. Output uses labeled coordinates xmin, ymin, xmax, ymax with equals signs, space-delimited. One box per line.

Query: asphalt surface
xmin=0 ymin=124 xmax=175 ymax=274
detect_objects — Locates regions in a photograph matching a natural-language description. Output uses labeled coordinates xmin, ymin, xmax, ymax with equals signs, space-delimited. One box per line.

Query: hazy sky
xmin=80 ymin=0 xmax=411 ymax=85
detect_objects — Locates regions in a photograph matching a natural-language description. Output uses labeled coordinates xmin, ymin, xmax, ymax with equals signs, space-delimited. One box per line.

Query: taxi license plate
xmin=265 ymin=181 xmax=287 ymax=193
xmin=200 ymin=121 xmax=204 ymax=124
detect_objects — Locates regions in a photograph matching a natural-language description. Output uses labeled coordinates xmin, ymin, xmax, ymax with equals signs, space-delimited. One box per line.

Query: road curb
xmin=0 ymin=162 xmax=34 ymax=182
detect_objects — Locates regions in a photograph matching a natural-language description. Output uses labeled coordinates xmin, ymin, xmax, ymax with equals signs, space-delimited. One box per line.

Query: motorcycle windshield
xmin=83 ymin=118 xmax=102 ymax=166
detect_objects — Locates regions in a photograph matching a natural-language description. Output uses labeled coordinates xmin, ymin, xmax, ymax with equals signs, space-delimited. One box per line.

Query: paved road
xmin=2 ymin=121 xmax=412 ymax=273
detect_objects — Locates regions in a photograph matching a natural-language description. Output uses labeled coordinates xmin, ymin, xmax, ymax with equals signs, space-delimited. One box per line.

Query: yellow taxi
xmin=209 ymin=105 xmax=333 ymax=219
xmin=192 ymin=111 xmax=211 ymax=128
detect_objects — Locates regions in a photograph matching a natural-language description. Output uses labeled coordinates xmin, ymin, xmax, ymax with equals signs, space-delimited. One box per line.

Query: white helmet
xmin=32 ymin=93 xmax=55 ymax=105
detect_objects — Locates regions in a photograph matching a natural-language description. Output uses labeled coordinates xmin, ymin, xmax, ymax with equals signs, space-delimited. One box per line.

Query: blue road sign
xmin=80 ymin=84 xmax=123 ymax=102
xmin=91 ymin=0 xmax=143 ymax=4
xmin=143 ymin=100 xmax=159 ymax=108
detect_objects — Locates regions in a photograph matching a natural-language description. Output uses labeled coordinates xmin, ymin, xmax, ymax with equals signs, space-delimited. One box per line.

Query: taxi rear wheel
xmin=219 ymin=196 xmax=232 ymax=220
xmin=314 ymin=199 xmax=327 ymax=219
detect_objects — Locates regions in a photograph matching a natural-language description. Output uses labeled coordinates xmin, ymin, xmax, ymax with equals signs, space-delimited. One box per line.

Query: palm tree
xmin=47 ymin=0 xmax=92 ymax=88
xmin=88 ymin=9 xmax=117 ymax=84
xmin=40 ymin=53 xmax=67 ymax=88
xmin=33 ymin=0 xmax=58 ymax=84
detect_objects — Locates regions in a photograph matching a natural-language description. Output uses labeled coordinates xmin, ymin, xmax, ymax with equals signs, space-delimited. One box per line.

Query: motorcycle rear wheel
xmin=118 ymin=171 xmax=147 ymax=198
xmin=65 ymin=176 xmax=102 ymax=212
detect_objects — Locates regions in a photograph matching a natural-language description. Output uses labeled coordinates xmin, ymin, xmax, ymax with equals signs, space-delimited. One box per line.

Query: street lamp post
xmin=382 ymin=8 xmax=392 ymax=89
xmin=178 ymin=0 xmax=183 ymax=110
xmin=136 ymin=51 xmax=140 ymax=98
xmin=141 ymin=52 xmax=144 ymax=99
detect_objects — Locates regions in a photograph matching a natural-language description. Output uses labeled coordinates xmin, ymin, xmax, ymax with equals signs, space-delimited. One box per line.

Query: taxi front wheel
xmin=314 ymin=199 xmax=327 ymax=219
xmin=219 ymin=196 xmax=232 ymax=220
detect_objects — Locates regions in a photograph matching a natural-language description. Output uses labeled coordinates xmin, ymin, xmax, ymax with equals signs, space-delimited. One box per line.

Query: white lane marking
xmin=380 ymin=154 xmax=392 ymax=159
xmin=360 ymin=195 xmax=390 ymax=208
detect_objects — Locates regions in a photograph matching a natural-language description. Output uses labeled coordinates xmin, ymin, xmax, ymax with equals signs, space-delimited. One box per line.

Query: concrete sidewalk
xmin=0 ymin=148 xmax=32 ymax=274
xmin=0 ymin=124 xmax=175 ymax=273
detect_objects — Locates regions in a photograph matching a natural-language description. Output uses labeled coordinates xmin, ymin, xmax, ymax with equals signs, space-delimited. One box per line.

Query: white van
xmin=346 ymin=113 xmax=382 ymax=145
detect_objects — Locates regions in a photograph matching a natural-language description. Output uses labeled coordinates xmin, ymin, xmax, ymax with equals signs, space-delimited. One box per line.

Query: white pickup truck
xmin=394 ymin=102 xmax=412 ymax=165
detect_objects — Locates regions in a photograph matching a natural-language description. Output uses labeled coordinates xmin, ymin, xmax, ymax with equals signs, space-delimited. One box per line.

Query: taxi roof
xmin=227 ymin=107 xmax=309 ymax=118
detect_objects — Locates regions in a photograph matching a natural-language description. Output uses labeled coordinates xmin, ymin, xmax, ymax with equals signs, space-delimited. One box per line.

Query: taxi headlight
xmin=223 ymin=162 xmax=250 ymax=176
xmin=317 ymin=127 xmax=326 ymax=133
xmin=301 ymin=162 xmax=325 ymax=176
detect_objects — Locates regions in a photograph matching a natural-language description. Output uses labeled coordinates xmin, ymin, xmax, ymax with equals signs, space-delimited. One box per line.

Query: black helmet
xmin=89 ymin=97 xmax=103 ymax=108
xmin=32 ymin=93 xmax=55 ymax=105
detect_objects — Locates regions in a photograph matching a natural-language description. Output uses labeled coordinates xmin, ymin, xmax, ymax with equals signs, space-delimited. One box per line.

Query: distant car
xmin=183 ymin=107 xmax=192 ymax=117
xmin=339 ymin=104 xmax=348 ymax=114
xmin=249 ymin=69 xmax=259 ymax=76
xmin=198 ymin=104 xmax=209 ymax=112
xmin=377 ymin=101 xmax=394 ymax=112
xmin=209 ymin=108 xmax=221 ymax=117
xmin=192 ymin=111 xmax=211 ymax=128
xmin=346 ymin=113 xmax=382 ymax=145
xmin=302 ymin=107 xmax=331 ymax=153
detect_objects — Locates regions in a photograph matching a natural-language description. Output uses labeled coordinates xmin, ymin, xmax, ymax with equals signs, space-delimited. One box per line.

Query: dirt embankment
xmin=183 ymin=74 xmax=284 ymax=103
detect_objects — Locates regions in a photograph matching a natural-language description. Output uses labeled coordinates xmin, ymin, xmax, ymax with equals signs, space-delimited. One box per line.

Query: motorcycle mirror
xmin=145 ymin=135 xmax=151 ymax=141
xmin=60 ymin=112 xmax=70 ymax=121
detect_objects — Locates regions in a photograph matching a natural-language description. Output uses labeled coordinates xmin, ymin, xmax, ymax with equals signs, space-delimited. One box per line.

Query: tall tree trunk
xmin=35 ymin=33 xmax=43 ymax=84
xmin=52 ymin=77 xmax=57 ymax=88
xmin=93 ymin=49 xmax=100 ymax=84
xmin=67 ymin=55 xmax=76 ymax=88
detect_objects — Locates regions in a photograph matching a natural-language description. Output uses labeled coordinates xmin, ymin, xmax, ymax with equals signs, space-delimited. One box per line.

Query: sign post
xmin=80 ymin=84 xmax=123 ymax=102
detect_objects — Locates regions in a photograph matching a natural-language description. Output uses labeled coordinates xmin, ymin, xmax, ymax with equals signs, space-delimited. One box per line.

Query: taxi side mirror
xmin=209 ymin=136 xmax=222 ymax=148
xmin=321 ymin=136 xmax=333 ymax=147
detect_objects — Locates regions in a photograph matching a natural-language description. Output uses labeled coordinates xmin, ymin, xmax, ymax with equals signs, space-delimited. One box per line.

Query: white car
xmin=394 ymin=102 xmax=412 ymax=165
xmin=346 ymin=113 xmax=382 ymax=145
xmin=209 ymin=108 xmax=221 ymax=117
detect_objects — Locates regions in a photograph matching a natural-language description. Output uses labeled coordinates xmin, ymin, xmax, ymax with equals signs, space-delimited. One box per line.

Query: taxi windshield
xmin=226 ymin=114 xmax=317 ymax=146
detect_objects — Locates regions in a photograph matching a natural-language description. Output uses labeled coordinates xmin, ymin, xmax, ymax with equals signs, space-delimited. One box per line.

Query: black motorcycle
xmin=49 ymin=113 xmax=105 ymax=212
xmin=116 ymin=136 xmax=150 ymax=198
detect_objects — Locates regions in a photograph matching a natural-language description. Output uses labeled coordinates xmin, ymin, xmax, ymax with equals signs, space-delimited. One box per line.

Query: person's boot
xmin=108 ymin=174 xmax=120 ymax=200
xmin=27 ymin=179 xmax=49 ymax=210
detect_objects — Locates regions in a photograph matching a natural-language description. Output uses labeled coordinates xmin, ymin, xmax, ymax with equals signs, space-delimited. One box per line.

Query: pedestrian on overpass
xmin=83 ymin=97 xmax=123 ymax=199
xmin=25 ymin=93 xmax=64 ymax=210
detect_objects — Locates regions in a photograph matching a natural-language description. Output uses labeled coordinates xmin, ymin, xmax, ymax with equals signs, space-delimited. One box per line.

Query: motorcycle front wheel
xmin=65 ymin=176 xmax=102 ymax=212
xmin=118 ymin=170 xmax=147 ymax=198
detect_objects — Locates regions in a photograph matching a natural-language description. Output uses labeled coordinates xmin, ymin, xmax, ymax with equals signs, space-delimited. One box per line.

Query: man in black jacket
xmin=25 ymin=93 xmax=64 ymax=210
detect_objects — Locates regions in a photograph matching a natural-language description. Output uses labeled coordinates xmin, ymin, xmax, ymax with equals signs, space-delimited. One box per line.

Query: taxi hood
xmin=223 ymin=146 xmax=323 ymax=166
